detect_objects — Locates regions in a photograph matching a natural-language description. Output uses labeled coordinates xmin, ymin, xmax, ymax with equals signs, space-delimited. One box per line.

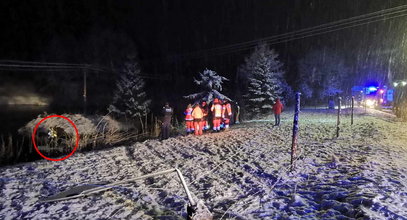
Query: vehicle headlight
xmin=366 ymin=99 xmax=376 ymax=107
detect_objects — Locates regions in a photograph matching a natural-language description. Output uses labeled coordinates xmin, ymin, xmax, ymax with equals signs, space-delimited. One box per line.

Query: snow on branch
xmin=184 ymin=68 xmax=231 ymax=103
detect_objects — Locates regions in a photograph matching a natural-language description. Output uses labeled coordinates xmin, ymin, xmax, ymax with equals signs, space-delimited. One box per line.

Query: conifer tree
xmin=184 ymin=69 xmax=231 ymax=103
xmin=108 ymin=55 xmax=151 ymax=119
xmin=241 ymin=43 xmax=287 ymax=116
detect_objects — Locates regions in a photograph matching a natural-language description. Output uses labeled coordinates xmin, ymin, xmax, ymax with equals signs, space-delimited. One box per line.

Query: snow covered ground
xmin=1 ymin=108 xmax=407 ymax=219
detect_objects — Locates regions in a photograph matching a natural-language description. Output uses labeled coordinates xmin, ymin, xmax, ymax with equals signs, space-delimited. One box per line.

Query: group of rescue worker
xmin=184 ymin=98 xmax=233 ymax=135
xmin=160 ymin=98 xmax=284 ymax=139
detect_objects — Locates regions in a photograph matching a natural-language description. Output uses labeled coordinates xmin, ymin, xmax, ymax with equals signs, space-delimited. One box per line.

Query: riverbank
xmin=0 ymin=107 xmax=159 ymax=166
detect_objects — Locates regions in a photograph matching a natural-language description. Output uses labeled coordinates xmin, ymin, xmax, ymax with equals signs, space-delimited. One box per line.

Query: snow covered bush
xmin=184 ymin=68 xmax=231 ymax=103
xmin=108 ymin=54 xmax=151 ymax=119
xmin=240 ymin=43 xmax=289 ymax=116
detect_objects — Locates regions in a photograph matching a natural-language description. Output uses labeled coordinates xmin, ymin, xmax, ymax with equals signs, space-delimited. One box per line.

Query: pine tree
xmin=108 ymin=55 xmax=151 ymax=119
xmin=184 ymin=69 xmax=231 ymax=103
xmin=242 ymin=43 xmax=287 ymax=116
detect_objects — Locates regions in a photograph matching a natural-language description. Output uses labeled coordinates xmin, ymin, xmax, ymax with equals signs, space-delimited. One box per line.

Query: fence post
xmin=290 ymin=92 xmax=301 ymax=172
xmin=351 ymin=96 xmax=354 ymax=125
xmin=336 ymin=96 xmax=342 ymax=137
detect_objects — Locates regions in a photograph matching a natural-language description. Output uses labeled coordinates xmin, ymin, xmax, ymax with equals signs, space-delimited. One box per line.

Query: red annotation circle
xmin=31 ymin=115 xmax=80 ymax=161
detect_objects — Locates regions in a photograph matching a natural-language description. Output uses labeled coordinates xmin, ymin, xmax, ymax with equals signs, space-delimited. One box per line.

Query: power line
xmin=208 ymin=5 xmax=407 ymax=52
xmin=0 ymin=62 xmax=105 ymax=72
xmin=0 ymin=60 xmax=92 ymax=67
xmin=215 ymin=12 xmax=407 ymax=56
xmin=3 ymin=5 xmax=407 ymax=69
xmin=0 ymin=62 xmax=170 ymax=80
xmin=165 ymin=4 xmax=407 ymax=61
xmin=191 ymin=9 xmax=407 ymax=58
xmin=195 ymin=6 xmax=407 ymax=58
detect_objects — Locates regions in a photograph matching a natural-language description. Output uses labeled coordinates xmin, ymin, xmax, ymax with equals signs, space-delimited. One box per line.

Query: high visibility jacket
xmin=184 ymin=107 xmax=193 ymax=121
xmin=222 ymin=103 xmax=232 ymax=118
xmin=192 ymin=106 xmax=204 ymax=120
xmin=211 ymin=104 xmax=223 ymax=118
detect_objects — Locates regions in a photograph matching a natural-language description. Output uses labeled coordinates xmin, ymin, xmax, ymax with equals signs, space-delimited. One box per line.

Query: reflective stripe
xmin=185 ymin=108 xmax=194 ymax=120
xmin=212 ymin=104 xmax=222 ymax=117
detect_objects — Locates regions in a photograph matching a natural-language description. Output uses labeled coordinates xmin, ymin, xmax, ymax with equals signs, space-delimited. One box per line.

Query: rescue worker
xmin=272 ymin=98 xmax=283 ymax=126
xmin=201 ymin=101 xmax=210 ymax=131
xmin=219 ymin=100 xmax=225 ymax=130
xmin=222 ymin=99 xmax=233 ymax=130
xmin=211 ymin=98 xmax=223 ymax=132
xmin=184 ymin=104 xmax=194 ymax=134
xmin=191 ymin=103 xmax=204 ymax=135
xmin=161 ymin=102 xmax=173 ymax=140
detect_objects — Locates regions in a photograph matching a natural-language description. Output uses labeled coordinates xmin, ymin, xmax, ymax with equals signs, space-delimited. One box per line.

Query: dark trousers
xmin=274 ymin=114 xmax=281 ymax=126
xmin=161 ymin=123 xmax=170 ymax=139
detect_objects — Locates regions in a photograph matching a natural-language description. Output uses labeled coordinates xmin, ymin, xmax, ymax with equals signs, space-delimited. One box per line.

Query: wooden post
xmin=351 ymin=96 xmax=354 ymax=125
xmin=290 ymin=92 xmax=301 ymax=171
xmin=83 ymin=70 xmax=87 ymax=114
xmin=336 ymin=96 xmax=342 ymax=138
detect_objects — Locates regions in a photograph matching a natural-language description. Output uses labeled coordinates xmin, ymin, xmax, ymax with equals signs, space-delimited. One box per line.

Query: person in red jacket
xmin=272 ymin=98 xmax=283 ymax=126
xmin=184 ymin=104 xmax=194 ymax=134
xmin=211 ymin=98 xmax=223 ymax=132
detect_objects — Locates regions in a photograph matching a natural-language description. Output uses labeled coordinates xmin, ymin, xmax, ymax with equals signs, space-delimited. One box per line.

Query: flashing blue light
xmin=368 ymin=86 xmax=378 ymax=92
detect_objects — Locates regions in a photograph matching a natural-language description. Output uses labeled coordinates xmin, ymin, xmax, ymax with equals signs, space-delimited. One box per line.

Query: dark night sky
xmin=1 ymin=0 xmax=407 ymax=111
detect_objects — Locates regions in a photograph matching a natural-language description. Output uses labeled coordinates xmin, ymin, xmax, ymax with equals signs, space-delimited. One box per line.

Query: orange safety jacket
xmin=184 ymin=107 xmax=193 ymax=121
xmin=222 ymin=103 xmax=232 ymax=118
xmin=211 ymin=104 xmax=223 ymax=118
xmin=192 ymin=106 xmax=204 ymax=120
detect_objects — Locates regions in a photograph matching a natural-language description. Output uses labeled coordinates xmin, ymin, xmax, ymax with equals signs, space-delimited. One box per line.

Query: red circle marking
xmin=31 ymin=115 xmax=80 ymax=161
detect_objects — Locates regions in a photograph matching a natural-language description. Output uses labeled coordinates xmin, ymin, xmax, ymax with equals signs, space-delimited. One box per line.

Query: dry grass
xmin=18 ymin=113 xmax=138 ymax=154
xmin=0 ymin=134 xmax=27 ymax=165
xmin=0 ymin=113 xmax=163 ymax=164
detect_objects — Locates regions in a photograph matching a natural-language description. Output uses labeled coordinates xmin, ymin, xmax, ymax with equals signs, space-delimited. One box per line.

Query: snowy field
xmin=1 ymin=108 xmax=407 ymax=219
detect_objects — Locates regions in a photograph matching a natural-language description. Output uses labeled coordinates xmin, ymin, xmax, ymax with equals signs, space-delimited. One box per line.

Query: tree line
xmin=109 ymin=43 xmax=350 ymax=124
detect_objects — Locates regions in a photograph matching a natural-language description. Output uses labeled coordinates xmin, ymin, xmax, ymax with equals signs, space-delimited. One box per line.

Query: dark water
xmin=0 ymin=104 xmax=47 ymax=134
xmin=0 ymin=105 xmax=48 ymax=165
